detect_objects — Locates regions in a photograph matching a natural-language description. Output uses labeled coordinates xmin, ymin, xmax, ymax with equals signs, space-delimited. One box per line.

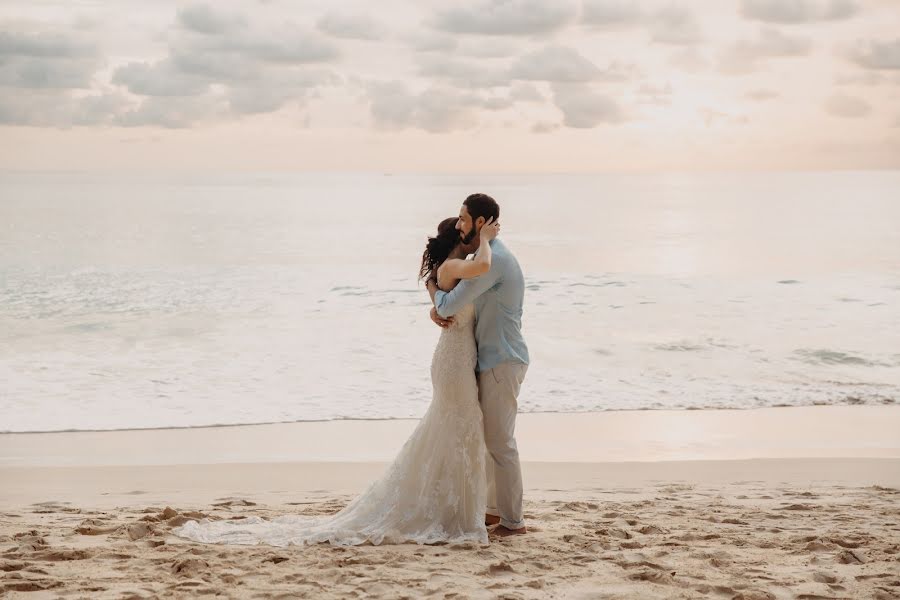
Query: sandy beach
xmin=2 ymin=406 xmax=899 ymax=599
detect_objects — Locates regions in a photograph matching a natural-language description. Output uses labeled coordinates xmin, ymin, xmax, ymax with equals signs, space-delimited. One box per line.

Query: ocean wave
xmin=793 ymin=349 xmax=896 ymax=368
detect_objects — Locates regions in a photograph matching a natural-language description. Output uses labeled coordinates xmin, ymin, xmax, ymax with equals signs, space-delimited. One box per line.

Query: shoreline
xmin=3 ymin=400 xmax=896 ymax=436
xmin=2 ymin=405 xmax=898 ymax=468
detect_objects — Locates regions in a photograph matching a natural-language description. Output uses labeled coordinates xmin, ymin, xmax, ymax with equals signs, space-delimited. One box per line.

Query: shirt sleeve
xmin=434 ymin=261 xmax=502 ymax=318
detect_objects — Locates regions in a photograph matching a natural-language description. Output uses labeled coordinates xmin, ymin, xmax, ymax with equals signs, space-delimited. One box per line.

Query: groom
xmin=425 ymin=193 xmax=530 ymax=537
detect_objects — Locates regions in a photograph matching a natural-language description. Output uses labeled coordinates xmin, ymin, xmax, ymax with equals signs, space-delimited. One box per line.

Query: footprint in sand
xmin=124 ymin=522 xmax=159 ymax=541
xmin=481 ymin=560 xmax=515 ymax=576
xmin=170 ymin=556 xmax=210 ymax=576
xmin=140 ymin=506 xmax=211 ymax=528
xmin=31 ymin=549 xmax=94 ymax=561
xmin=75 ymin=518 xmax=119 ymax=536
xmin=2 ymin=578 xmax=65 ymax=593
xmin=812 ymin=571 xmax=840 ymax=584
xmin=779 ymin=503 xmax=818 ymax=511
xmin=6 ymin=532 xmax=48 ymax=553
xmin=837 ymin=549 xmax=866 ymax=564
xmin=596 ymin=527 xmax=631 ymax=540
xmin=637 ymin=524 xmax=667 ymax=535
xmin=555 ymin=501 xmax=599 ymax=512
xmin=211 ymin=497 xmax=257 ymax=507
xmin=627 ymin=569 xmax=675 ymax=585
xmin=29 ymin=501 xmax=81 ymax=514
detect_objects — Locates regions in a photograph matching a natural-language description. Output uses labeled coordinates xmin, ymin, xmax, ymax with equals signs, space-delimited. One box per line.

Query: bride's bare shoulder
xmin=440 ymin=256 xmax=489 ymax=282
xmin=436 ymin=262 xmax=461 ymax=292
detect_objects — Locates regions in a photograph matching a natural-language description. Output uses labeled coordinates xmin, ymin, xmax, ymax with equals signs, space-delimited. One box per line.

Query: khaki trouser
xmin=478 ymin=361 xmax=528 ymax=530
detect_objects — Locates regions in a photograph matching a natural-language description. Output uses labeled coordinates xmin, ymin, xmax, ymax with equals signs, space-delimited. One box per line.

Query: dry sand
xmin=2 ymin=406 xmax=899 ymax=599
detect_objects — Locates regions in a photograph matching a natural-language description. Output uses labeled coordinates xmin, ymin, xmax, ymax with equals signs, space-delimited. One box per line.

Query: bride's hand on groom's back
xmin=430 ymin=306 xmax=455 ymax=328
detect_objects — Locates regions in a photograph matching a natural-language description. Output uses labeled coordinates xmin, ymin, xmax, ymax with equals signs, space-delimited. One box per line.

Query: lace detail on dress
xmin=172 ymin=304 xmax=486 ymax=547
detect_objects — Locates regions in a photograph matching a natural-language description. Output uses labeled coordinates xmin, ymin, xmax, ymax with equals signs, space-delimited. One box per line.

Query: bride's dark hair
xmin=419 ymin=217 xmax=460 ymax=281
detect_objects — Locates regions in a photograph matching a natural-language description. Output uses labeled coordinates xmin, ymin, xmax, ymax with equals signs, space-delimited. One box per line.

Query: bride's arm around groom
xmin=428 ymin=251 xmax=501 ymax=318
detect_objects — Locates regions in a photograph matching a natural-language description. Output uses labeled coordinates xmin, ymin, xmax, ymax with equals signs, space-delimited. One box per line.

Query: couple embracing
xmin=175 ymin=193 xmax=529 ymax=546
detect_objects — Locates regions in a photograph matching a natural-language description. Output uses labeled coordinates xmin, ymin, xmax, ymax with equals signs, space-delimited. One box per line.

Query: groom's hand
xmin=430 ymin=306 xmax=454 ymax=328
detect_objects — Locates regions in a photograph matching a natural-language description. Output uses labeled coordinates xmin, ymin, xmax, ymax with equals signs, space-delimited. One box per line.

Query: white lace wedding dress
xmin=172 ymin=303 xmax=488 ymax=546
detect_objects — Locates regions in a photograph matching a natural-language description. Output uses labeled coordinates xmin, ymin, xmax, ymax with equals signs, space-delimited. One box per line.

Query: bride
xmin=172 ymin=215 xmax=502 ymax=546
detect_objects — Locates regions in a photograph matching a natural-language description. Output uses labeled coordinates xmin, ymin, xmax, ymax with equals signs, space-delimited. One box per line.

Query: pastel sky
xmin=1 ymin=0 xmax=899 ymax=172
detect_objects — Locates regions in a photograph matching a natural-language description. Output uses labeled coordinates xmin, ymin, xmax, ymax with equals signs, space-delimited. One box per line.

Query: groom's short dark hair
xmin=463 ymin=193 xmax=499 ymax=223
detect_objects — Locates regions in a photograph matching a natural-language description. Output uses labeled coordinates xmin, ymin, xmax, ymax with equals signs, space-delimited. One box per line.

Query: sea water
xmin=1 ymin=171 xmax=898 ymax=432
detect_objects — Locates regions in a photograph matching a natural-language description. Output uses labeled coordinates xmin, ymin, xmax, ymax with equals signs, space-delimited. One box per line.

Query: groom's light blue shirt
xmin=434 ymin=239 xmax=529 ymax=373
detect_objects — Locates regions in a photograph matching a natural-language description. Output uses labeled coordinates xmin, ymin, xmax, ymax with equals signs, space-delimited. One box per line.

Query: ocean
xmin=1 ymin=170 xmax=898 ymax=432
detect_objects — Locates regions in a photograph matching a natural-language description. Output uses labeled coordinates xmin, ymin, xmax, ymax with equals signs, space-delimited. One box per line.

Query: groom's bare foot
xmin=485 ymin=514 xmax=501 ymax=527
xmin=490 ymin=525 xmax=527 ymax=537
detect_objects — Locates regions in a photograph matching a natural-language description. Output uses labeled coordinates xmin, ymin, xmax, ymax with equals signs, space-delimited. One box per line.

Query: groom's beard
xmin=461 ymin=226 xmax=477 ymax=246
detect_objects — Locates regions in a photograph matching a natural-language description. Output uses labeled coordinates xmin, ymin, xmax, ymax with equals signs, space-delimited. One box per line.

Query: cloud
xmin=509 ymin=46 xmax=602 ymax=82
xmin=316 ymin=12 xmax=385 ymax=41
xmin=215 ymin=30 xmax=339 ymax=64
xmin=700 ymin=107 xmax=749 ymax=126
xmin=551 ymin=83 xmax=626 ymax=128
xmin=0 ymin=55 xmax=98 ymax=89
xmin=116 ymin=95 xmax=225 ymax=128
xmin=169 ymin=44 xmax=256 ymax=81
xmin=420 ymin=45 xmax=637 ymax=89
xmin=508 ymin=46 xmax=637 ymax=84
xmin=0 ymin=30 xmax=100 ymax=90
xmin=367 ymin=80 xmax=532 ymax=132
xmin=171 ymin=5 xmax=340 ymax=65
xmin=0 ymin=27 xmax=109 ymax=125
xmin=226 ymin=69 xmax=339 ymax=114
xmin=581 ymin=0 xmax=643 ymax=28
xmin=581 ymin=3 xmax=702 ymax=46
xmin=509 ymin=82 xmax=544 ymax=102
xmin=834 ymin=71 xmax=889 ymax=86
xmin=107 ymin=6 xmax=341 ymax=126
xmin=456 ymin=38 xmax=522 ymax=58
xmin=417 ymin=55 xmax=510 ymax=88
xmin=114 ymin=19 xmax=339 ymax=95
xmin=72 ymin=92 xmax=131 ymax=125
xmin=581 ymin=3 xmax=701 ymax=45
xmin=719 ymin=27 xmax=811 ymax=74
xmin=433 ymin=0 xmax=576 ymax=36
xmin=367 ymin=81 xmax=477 ymax=132
xmin=112 ymin=57 xmax=340 ymax=122
xmin=0 ymin=30 xmax=96 ymax=58
xmin=824 ymin=93 xmax=871 ymax=117
xmin=668 ymin=47 xmax=709 ymax=72
xmin=176 ymin=3 xmax=247 ymax=35
xmin=0 ymin=91 xmax=51 ymax=125
xmin=636 ymin=82 xmax=672 ymax=105
xmin=404 ymin=32 xmax=458 ymax=53
xmin=112 ymin=60 xmax=211 ymax=96
xmin=745 ymin=89 xmax=779 ymax=100
xmin=531 ymin=120 xmax=561 ymax=133
xmin=849 ymin=39 xmax=900 ymax=70
xmin=650 ymin=4 xmax=703 ymax=46
xmin=739 ymin=0 xmax=859 ymax=24
xmin=0 ymin=89 xmax=128 ymax=127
